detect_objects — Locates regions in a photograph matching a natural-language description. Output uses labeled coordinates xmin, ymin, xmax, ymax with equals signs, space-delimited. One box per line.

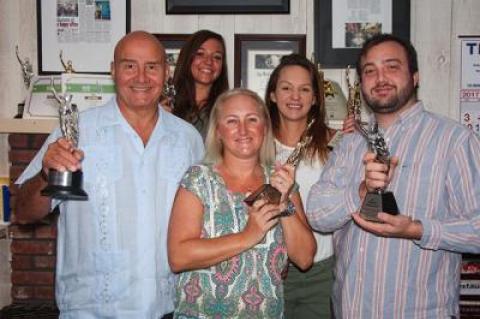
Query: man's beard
xmin=363 ymin=79 xmax=415 ymax=114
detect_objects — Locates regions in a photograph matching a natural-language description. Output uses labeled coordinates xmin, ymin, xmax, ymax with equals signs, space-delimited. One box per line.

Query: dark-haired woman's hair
xmin=173 ymin=30 xmax=229 ymax=124
xmin=265 ymin=53 xmax=331 ymax=164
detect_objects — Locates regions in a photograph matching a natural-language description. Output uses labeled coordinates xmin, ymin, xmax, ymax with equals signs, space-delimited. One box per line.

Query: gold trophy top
xmin=284 ymin=118 xmax=315 ymax=167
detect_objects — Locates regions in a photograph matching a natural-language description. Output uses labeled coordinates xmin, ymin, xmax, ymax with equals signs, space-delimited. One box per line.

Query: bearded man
xmin=306 ymin=34 xmax=480 ymax=318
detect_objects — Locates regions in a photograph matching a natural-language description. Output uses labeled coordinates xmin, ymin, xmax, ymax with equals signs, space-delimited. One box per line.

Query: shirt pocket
xmin=81 ymin=144 xmax=123 ymax=184
xmin=158 ymin=146 xmax=191 ymax=184
xmin=398 ymin=159 xmax=445 ymax=215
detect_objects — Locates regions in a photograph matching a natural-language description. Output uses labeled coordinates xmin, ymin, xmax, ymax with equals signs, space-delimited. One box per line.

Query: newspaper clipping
xmin=57 ymin=0 xmax=111 ymax=44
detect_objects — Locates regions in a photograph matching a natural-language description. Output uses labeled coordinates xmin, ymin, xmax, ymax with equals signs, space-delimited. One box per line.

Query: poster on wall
xmin=460 ymin=36 xmax=480 ymax=135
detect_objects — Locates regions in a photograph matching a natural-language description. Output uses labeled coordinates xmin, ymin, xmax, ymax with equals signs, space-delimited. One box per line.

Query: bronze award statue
xmin=41 ymin=79 xmax=88 ymax=201
xmin=244 ymin=119 xmax=315 ymax=212
xmin=345 ymin=65 xmax=362 ymax=122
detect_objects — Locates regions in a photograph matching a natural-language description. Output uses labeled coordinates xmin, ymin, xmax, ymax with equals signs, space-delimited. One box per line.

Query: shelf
xmin=0 ymin=118 xmax=57 ymax=134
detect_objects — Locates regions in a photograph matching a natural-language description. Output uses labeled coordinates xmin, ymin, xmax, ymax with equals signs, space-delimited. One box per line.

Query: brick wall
xmin=7 ymin=134 xmax=57 ymax=303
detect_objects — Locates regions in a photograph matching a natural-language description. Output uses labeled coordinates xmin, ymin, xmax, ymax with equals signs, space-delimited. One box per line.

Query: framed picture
xmin=314 ymin=0 xmax=410 ymax=68
xmin=166 ymin=0 xmax=289 ymax=14
xmin=234 ymin=34 xmax=306 ymax=98
xmin=152 ymin=34 xmax=190 ymax=74
xmin=37 ymin=0 xmax=131 ymax=74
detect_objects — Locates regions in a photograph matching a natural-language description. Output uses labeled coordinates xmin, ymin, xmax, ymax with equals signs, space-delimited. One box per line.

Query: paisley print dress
xmin=174 ymin=164 xmax=288 ymax=319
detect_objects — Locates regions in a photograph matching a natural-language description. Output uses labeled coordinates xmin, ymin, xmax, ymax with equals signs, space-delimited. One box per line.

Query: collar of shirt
xmin=93 ymin=98 xmax=179 ymax=147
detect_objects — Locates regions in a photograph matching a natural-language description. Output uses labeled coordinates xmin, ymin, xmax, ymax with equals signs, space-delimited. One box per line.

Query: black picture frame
xmin=37 ymin=0 xmax=131 ymax=74
xmin=166 ymin=0 xmax=289 ymax=14
xmin=152 ymin=34 xmax=190 ymax=72
xmin=234 ymin=34 xmax=306 ymax=98
xmin=314 ymin=0 xmax=410 ymax=68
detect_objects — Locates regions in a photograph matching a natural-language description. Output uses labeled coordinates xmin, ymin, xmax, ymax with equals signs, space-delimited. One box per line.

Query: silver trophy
xmin=15 ymin=45 xmax=35 ymax=118
xmin=346 ymin=67 xmax=398 ymax=222
xmin=358 ymin=123 xmax=399 ymax=222
xmin=41 ymin=79 xmax=88 ymax=201
xmin=59 ymin=50 xmax=76 ymax=73
xmin=244 ymin=119 xmax=315 ymax=209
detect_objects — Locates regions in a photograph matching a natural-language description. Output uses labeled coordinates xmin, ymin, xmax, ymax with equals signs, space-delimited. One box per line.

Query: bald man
xmin=15 ymin=31 xmax=204 ymax=318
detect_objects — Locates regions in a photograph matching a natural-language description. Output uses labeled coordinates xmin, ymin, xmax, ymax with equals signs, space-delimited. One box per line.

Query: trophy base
xmin=41 ymin=169 xmax=88 ymax=201
xmin=244 ymin=184 xmax=281 ymax=206
xmin=359 ymin=191 xmax=399 ymax=223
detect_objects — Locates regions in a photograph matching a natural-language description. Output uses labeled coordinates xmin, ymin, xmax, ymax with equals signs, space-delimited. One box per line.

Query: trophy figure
xmin=15 ymin=45 xmax=35 ymax=118
xmin=244 ymin=119 xmax=315 ymax=210
xmin=346 ymin=68 xmax=399 ymax=222
xmin=358 ymin=123 xmax=399 ymax=222
xmin=41 ymin=79 xmax=88 ymax=201
xmin=59 ymin=50 xmax=76 ymax=73
xmin=345 ymin=65 xmax=362 ymax=121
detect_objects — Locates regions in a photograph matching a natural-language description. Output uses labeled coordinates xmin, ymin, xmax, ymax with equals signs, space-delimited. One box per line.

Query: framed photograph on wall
xmin=166 ymin=0 xmax=289 ymax=14
xmin=37 ymin=0 xmax=131 ymax=74
xmin=152 ymin=34 xmax=190 ymax=75
xmin=314 ymin=0 xmax=410 ymax=68
xmin=234 ymin=34 xmax=306 ymax=98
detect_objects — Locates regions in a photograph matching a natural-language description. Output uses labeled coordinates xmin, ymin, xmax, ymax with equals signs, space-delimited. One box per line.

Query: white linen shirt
xmin=16 ymin=98 xmax=204 ymax=319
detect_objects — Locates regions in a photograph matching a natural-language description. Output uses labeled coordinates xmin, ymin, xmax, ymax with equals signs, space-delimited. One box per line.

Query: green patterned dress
xmin=174 ymin=164 xmax=288 ymax=319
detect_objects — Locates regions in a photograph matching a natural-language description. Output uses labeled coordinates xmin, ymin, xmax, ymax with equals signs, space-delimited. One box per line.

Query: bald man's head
xmin=113 ymin=31 xmax=166 ymax=63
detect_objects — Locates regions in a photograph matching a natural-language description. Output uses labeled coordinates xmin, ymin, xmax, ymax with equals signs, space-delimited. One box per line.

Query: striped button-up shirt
xmin=307 ymin=102 xmax=480 ymax=318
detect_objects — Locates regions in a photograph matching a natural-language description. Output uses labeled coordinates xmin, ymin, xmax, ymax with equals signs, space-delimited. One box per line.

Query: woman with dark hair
xmin=265 ymin=53 xmax=352 ymax=318
xmin=172 ymin=29 xmax=229 ymax=139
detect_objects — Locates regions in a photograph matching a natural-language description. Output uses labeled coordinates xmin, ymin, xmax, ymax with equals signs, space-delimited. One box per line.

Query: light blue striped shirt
xmin=307 ymin=102 xmax=480 ymax=318
xmin=17 ymin=98 xmax=204 ymax=319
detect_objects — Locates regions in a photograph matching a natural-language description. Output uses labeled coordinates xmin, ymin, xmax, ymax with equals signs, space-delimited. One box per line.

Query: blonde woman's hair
xmin=204 ymin=88 xmax=275 ymax=166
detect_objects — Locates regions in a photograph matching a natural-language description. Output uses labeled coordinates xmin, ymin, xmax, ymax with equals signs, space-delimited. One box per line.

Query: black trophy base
xmin=360 ymin=191 xmax=399 ymax=223
xmin=41 ymin=169 xmax=88 ymax=201
xmin=244 ymin=184 xmax=281 ymax=206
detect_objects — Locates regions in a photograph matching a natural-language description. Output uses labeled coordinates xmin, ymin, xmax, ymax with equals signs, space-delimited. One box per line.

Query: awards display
xmin=41 ymin=80 xmax=88 ymax=201
xmin=244 ymin=119 xmax=315 ymax=208
xmin=15 ymin=45 xmax=35 ymax=118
